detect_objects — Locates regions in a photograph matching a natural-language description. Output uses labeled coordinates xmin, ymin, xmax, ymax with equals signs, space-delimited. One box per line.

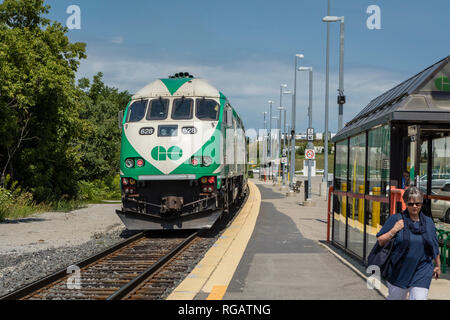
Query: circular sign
xmin=305 ymin=149 xmax=315 ymax=160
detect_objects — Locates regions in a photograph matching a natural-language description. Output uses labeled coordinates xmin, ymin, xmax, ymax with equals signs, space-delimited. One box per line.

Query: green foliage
xmin=296 ymin=141 xmax=307 ymax=156
xmin=0 ymin=1 xmax=129 ymax=218
xmin=0 ymin=0 xmax=87 ymax=201
xmin=77 ymin=73 xmax=131 ymax=183
xmin=0 ymin=174 xmax=47 ymax=221
xmin=77 ymin=174 xmax=121 ymax=202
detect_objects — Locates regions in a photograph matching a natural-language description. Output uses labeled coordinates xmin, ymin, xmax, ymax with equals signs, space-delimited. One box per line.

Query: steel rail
xmin=0 ymin=231 xmax=146 ymax=300
xmin=107 ymin=231 xmax=198 ymax=300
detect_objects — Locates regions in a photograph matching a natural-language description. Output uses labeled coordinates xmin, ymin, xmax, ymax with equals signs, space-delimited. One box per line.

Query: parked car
xmin=430 ymin=190 xmax=450 ymax=223
xmin=419 ymin=186 xmax=450 ymax=223
xmin=419 ymin=173 xmax=450 ymax=190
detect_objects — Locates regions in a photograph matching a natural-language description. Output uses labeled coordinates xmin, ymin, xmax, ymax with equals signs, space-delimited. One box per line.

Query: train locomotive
xmin=116 ymin=72 xmax=247 ymax=230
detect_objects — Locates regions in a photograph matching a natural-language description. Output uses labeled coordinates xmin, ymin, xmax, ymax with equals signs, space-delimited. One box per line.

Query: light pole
xmin=271 ymin=116 xmax=279 ymax=182
xmin=286 ymin=124 xmax=291 ymax=183
xmin=279 ymin=84 xmax=287 ymax=184
xmin=291 ymin=53 xmax=304 ymax=189
xmin=299 ymin=67 xmax=313 ymax=200
xmin=322 ymin=1 xmax=331 ymax=188
xmin=268 ymin=100 xmax=274 ymax=174
xmin=322 ymin=15 xmax=345 ymax=131
xmin=277 ymin=106 xmax=286 ymax=185
xmin=281 ymin=90 xmax=291 ymax=150
xmin=263 ymin=111 xmax=267 ymax=131
xmin=262 ymin=111 xmax=268 ymax=179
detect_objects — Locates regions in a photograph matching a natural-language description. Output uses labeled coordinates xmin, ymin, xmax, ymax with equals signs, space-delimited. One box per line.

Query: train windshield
xmin=196 ymin=99 xmax=219 ymax=120
xmin=147 ymin=98 xmax=169 ymax=120
xmin=172 ymin=98 xmax=193 ymax=120
xmin=127 ymin=100 xmax=148 ymax=122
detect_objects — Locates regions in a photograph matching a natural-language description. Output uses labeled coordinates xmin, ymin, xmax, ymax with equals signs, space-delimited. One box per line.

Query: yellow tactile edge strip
xmin=166 ymin=181 xmax=262 ymax=300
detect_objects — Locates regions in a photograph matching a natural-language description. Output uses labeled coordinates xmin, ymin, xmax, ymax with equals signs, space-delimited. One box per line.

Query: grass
xmin=0 ymin=174 xmax=121 ymax=222
xmin=295 ymin=152 xmax=334 ymax=172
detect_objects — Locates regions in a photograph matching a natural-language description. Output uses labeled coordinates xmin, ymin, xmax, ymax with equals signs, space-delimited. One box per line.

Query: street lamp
xmin=298 ymin=66 xmax=313 ymax=200
xmin=281 ymin=91 xmax=292 ymax=149
xmin=262 ymin=111 xmax=267 ymax=130
xmin=291 ymin=53 xmax=304 ymax=189
xmin=277 ymin=106 xmax=286 ymax=185
xmin=278 ymin=84 xmax=288 ymax=183
xmin=268 ymin=100 xmax=274 ymax=161
xmin=322 ymin=15 xmax=345 ymax=131
xmin=261 ymin=111 xmax=268 ymax=180
xmin=271 ymin=115 xmax=279 ymax=182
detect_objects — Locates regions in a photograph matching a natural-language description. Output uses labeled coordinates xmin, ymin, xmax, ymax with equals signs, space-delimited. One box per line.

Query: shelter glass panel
xmin=333 ymin=139 xmax=348 ymax=248
xmin=366 ymin=125 xmax=391 ymax=248
xmin=367 ymin=125 xmax=390 ymax=197
xmin=430 ymin=137 xmax=450 ymax=227
xmin=335 ymin=140 xmax=348 ymax=191
xmin=365 ymin=200 xmax=390 ymax=262
xmin=348 ymin=133 xmax=366 ymax=257
xmin=333 ymin=194 xmax=347 ymax=248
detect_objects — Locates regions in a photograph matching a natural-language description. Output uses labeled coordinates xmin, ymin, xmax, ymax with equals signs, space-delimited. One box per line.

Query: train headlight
xmin=202 ymin=156 xmax=213 ymax=166
xmin=125 ymin=158 xmax=135 ymax=168
xmin=122 ymin=178 xmax=129 ymax=185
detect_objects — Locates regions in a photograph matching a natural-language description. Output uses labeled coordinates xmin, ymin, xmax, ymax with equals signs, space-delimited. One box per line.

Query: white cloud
xmin=109 ymin=36 xmax=124 ymax=45
xmin=76 ymin=56 xmax=405 ymax=133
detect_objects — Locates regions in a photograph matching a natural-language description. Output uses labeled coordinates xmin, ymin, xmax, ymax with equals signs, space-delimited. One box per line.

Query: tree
xmin=0 ymin=0 xmax=86 ymax=200
xmin=77 ymin=73 xmax=131 ymax=183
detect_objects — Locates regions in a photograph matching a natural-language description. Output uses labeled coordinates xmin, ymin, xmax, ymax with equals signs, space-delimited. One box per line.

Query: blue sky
xmin=43 ymin=0 xmax=450 ymax=133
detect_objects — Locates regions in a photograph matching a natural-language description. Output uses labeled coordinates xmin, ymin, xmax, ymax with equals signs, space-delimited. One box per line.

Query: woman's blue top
xmin=376 ymin=212 xmax=440 ymax=289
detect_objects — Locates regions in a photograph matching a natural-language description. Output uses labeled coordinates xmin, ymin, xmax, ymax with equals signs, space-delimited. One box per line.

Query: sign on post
xmin=307 ymin=128 xmax=314 ymax=141
xmin=305 ymin=149 xmax=315 ymax=160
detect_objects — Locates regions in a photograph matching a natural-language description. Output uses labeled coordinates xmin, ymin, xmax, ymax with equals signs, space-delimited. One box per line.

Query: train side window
xmin=127 ymin=100 xmax=148 ymax=122
xmin=172 ymin=97 xmax=193 ymax=120
xmin=196 ymin=99 xmax=219 ymax=120
xmin=147 ymin=98 xmax=169 ymax=120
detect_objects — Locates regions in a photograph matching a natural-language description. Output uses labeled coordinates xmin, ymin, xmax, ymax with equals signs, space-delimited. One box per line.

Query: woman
xmin=377 ymin=186 xmax=441 ymax=300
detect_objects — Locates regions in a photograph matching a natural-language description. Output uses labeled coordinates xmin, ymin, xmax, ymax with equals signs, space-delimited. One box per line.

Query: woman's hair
xmin=402 ymin=186 xmax=424 ymax=203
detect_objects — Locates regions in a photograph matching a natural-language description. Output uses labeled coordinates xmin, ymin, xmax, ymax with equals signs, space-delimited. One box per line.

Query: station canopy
xmin=333 ymin=55 xmax=450 ymax=142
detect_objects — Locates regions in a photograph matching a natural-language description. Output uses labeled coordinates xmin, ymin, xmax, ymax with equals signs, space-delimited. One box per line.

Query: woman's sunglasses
xmin=407 ymin=202 xmax=422 ymax=207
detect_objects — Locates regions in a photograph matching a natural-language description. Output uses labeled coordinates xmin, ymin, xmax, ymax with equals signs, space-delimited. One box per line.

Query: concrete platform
xmin=167 ymin=176 xmax=450 ymax=300
xmin=220 ymin=178 xmax=383 ymax=300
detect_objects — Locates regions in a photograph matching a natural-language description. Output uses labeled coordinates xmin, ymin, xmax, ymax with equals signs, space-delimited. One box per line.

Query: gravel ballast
xmin=0 ymin=195 xmax=246 ymax=299
xmin=0 ymin=225 xmax=135 ymax=297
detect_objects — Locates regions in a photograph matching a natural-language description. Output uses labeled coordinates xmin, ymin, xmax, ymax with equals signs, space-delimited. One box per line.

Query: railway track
xmin=1 ymin=186 xmax=250 ymax=300
xmin=1 ymin=231 xmax=199 ymax=300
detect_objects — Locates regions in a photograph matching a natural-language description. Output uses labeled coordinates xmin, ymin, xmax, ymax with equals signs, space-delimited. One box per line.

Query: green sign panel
xmin=435 ymin=76 xmax=450 ymax=91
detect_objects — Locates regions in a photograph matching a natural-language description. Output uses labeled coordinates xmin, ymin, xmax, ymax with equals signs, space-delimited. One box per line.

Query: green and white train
xmin=117 ymin=72 xmax=247 ymax=230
